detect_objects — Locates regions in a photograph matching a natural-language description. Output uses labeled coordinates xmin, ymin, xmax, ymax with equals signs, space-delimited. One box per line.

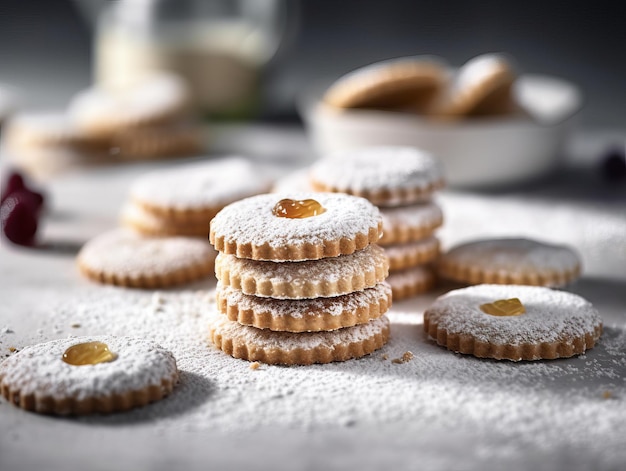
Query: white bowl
xmin=301 ymin=74 xmax=582 ymax=187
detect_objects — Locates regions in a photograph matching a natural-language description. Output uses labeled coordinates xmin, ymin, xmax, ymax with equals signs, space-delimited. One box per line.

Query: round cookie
xmin=0 ymin=336 xmax=178 ymax=415
xmin=210 ymin=192 xmax=383 ymax=261
xmin=423 ymin=284 xmax=603 ymax=361
xmin=438 ymin=238 xmax=581 ymax=287
xmin=323 ymin=56 xmax=448 ymax=112
xmin=216 ymin=282 xmax=392 ymax=332
xmin=208 ymin=310 xmax=390 ymax=365
xmin=68 ymin=73 xmax=189 ymax=138
xmin=130 ymin=158 xmax=271 ymax=222
xmin=384 ymin=236 xmax=440 ymax=271
xmin=387 ymin=265 xmax=437 ymax=301
xmin=379 ymin=202 xmax=443 ymax=245
xmin=77 ymin=229 xmax=216 ymax=288
xmin=431 ymin=53 xmax=517 ymax=118
xmin=120 ymin=203 xmax=208 ymax=238
xmin=215 ymin=244 xmax=389 ymax=299
xmin=309 ymin=147 xmax=445 ymax=206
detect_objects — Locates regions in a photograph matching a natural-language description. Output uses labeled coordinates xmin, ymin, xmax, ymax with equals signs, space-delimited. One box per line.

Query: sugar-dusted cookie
xmin=77 ymin=229 xmax=216 ymax=288
xmin=0 ymin=336 xmax=178 ymax=415
xmin=438 ymin=238 xmax=581 ymax=287
xmin=208 ymin=310 xmax=390 ymax=365
xmin=384 ymin=236 xmax=440 ymax=271
xmin=68 ymin=73 xmax=189 ymax=138
xmin=309 ymin=147 xmax=445 ymax=206
xmin=323 ymin=56 xmax=448 ymax=112
xmin=216 ymin=282 xmax=392 ymax=332
xmin=387 ymin=265 xmax=437 ymax=301
xmin=423 ymin=284 xmax=603 ymax=361
xmin=215 ymin=244 xmax=388 ymax=299
xmin=379 ymin=202 xmax=443 ymax=245
xmin=130 ymin=158 xmax=271 ymax=222
xmin=430 ymin=53 xmax=517 ymax=118
xmin=120 ymin=203 xmax=208 ymax=238
xmin=210 ymin=192 xmax=383 ymax=261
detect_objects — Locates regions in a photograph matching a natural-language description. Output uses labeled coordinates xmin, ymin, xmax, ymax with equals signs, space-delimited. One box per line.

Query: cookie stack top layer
xmin=309 ymin=147 xmax=445 ymax=206
xmin=209 ymin=192 xmax=383 ymax=261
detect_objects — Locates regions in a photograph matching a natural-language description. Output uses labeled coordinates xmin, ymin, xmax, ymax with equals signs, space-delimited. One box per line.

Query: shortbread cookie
xmin=384 ymin=237 xmax=440 ymax=271
xmin=77 ymin=229 xmax=216 ymax=288
xmin=216 ymin=282 xmax=392 ymax=332
xmin=68 ymin=73 xmax=189 ymax=138
xmin=210 ymin=192 xmax=382 ymax=261
xmin=120 ymin=203 xmax=208 ymax=238
xmin=431 ymin=53 xmax=517 ymax=118
xmin=309 ymin=147 xmax=445 ymax=206
xmin=323 ymin=56 xmax=448 ymax=112
xmin=208 ymin=310 xmax=390 ymax=365
xmin=130 ymin=158 xmax=270 ymax=222
xmin=387 ymin=265 xmax=436 ymax=301
xmin=215 ymin=244 xmax=388 ymax=299
xmin=438 ymin=238 xmax=581 ymax=287
xmin=112 ymin=123 xmax=203 ymax=160
xmin=0 ymin=336 xmax=178 ymax=415
xmin=379 ymin=202 xmax=443 ymax=245
xmin=423 ymin=284 xmax=603 ymax=361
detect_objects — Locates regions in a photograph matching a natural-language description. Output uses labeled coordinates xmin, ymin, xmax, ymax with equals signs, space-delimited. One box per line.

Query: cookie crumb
xmin=71 ymin=323 xmax=81 ymax=329
xmin=381 ymin=354 xmax=389 ymax=360
xmin=603 ymin=390 xmax=613 ymax=399
xmin=249 ymin=362 xmax=261 ymax=370
xmin=8 ymin=347 xmax=17 ymax=353
xmin=392 ymin=351 xmax=414 ymax=364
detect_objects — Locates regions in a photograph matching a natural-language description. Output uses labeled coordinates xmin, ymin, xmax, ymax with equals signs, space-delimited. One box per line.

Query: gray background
xmin=0 ymin=0 xmax=625 ymax=127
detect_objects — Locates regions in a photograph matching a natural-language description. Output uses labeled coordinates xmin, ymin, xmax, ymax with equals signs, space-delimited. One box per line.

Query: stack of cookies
xmin=77 ymin=158 xmax=269 ymax=289
xmin=208 ymin=192 xmax=391 ymax=365
xmin=120 ymin=158 xmax=270 ymax=238
xmin=3 ymin=73 xmax=203 ymax=179
xmin=308 ymin=146 xmax=445 ymax=300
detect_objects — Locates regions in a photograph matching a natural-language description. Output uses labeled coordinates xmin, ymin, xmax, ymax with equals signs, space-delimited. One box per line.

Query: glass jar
xmin=86 ymin=0 xmax=287 ymax=118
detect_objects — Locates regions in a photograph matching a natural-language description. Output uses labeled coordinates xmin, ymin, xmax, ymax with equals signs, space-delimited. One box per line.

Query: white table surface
xmin=1 ymin=125 xmax=625 ymax=471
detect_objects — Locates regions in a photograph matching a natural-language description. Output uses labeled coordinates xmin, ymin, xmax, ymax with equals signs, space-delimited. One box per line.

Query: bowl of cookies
xmin=301 ymin=53 xmax=582 ymax=187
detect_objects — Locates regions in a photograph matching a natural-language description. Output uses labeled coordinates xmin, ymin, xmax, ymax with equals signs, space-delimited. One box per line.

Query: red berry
xmin=1 ymin=172 xmax=25 ymax=204
xmin=1 ymin=192 xmax=39 ymax=246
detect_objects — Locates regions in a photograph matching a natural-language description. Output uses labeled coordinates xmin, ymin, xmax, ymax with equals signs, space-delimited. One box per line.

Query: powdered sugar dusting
xmin=78 ymin=229 xmax=216 ymax=276
xmin=130 ymin=158 xmax=271 ymax=210
xmin=310 ymin=147 xmax=444 ymax=192
xmin=217 ymin=282 xmax=391 ymax=318
xmin=425 ymin=284 xmax=602 ymax=345
xmin=4 ymin=284 xmax=625 ymax=468
xmin=210 ymin=192 xmax=381 ymax=248
xmin=443 ymin=238 xmax=580 ymax=273
xmin=0 ymin=335 xmax=177 ymax=400
xmin=209 ymin=310 xmax=389 ymax=351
